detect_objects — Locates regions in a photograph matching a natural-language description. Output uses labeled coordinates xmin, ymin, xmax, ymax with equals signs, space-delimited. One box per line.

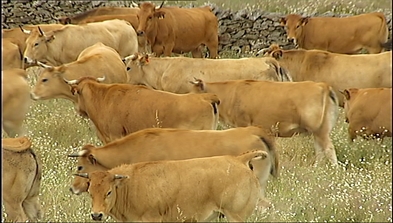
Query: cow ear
xmin=300 ymin=17 xmax=309 ymax=26
xmin=271 ymin=50 xmax=283 ymax=60
xmin=65 ymin=17 xmax=71 ymax=24
xmin=279 ymin=17 xmax=286 ymax=26
xmin=70 ymin=86 xmax=79 ymax=95
xmin=88 ymin=154 xmax=97 ymax=165
xmin=46 ymin=34 xmax=55 ymax=42
xmin=154 ymin=11 xmax=165 ymax=19
xmin=342 ymin=89 xmax=351 ymax=100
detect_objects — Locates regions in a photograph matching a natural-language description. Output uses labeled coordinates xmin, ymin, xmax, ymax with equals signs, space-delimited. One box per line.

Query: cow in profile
xmin=258 ymin=44 xmax=392 ymax=106
xmin=123 ymin=53 xmax=291 ymax=94
xmin=191 ymin=79 xmax=339 ymax=165
xmin=2 ymin=137 xmax=42 ymax=222
xmin=135 ymin=1 xmax=218 ymax=58
xmin=23 ymin=19 xmax=138 ymax=66
xmin=30 ymin=42 xmax=129 ymax=103
xmin=75 ymin=150 xmax=266 ymax=222
xmin=342 ymin=88 xmax=392 ymax=141
xmin=279 ymin=12 xmax=389 ymax=54
xmin=2 ymin=68 xmax=31 ymax=137
xmin=65 ymin=76 xmax=220 ymax=144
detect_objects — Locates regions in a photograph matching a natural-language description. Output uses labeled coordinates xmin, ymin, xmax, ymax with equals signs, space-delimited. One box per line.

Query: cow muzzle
xmin=24 ymin=56 xmax=35 ymax=65
xmin=30 ymin=92 xmax=40 ymax=101
xmin=91 ymin=212 xmax=104 ymax=221
xmin=137 ymin=30 xmax=145 ymax=36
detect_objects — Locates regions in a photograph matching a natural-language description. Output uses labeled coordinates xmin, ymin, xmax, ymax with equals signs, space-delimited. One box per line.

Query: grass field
xmin=2 ymin=0 xmax=392 ymax=222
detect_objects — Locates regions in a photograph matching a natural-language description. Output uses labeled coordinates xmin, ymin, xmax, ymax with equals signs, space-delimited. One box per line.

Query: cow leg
xmin=205 ymin=42 xmax=218 ymax=59
xmin=3 ymin=197 xmax=29 ymax=222
xmin=3 ymin=120 xmax=25 ymax=137
xmin=22 ymin=195 xmax=42 ymax=221
xmin=191 ymin=46 xmax=203 ymax=58
xmin=221 ymin=211 xmax=247 ymax=222
xmin=365 ymin=45 xmax=383 ymax=54
xmin=313 ymin=134 xmax=338 ymax=166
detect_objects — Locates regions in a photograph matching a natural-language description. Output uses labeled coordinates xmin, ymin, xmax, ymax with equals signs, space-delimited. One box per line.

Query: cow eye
xmin=34 ymin=42 xmax=39 ymax=47
xmin=148 ymin=16 xmax=153 ymax=20
xmin=107 ymin=191 xmax=112 ymax=196
xmin=296 ymin=25 xmax=300 ymax=29
xmin=42 ymin=78 xmax=48 ymax=82
xmin=77 ymin=166 xmax=83 ymax=171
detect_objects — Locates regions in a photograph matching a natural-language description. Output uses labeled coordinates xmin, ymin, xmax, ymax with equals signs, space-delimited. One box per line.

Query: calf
xmin=75 ymin=150 xmax=266 ymax=222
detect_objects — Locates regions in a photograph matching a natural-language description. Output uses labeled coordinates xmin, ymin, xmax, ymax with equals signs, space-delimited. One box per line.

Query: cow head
xmin=30 ymin=63 xmax=79 ymax=102
xmin=280 ymin=14 xmax=309 ymax=46
xmin=74 ymin=171 xmax=129 ymax=221
xmin=256 ymin=44 xmax=282 ymax=57
xmin=136 ymin=1 xmax=165 ymax=36
xmin=68 ymin=144 xmax=110 ymax=195
xmin=340 ymin=88 xmax=359 ymax=123
xmin=23 ymin=26 xmax=56 ymax=65
xmin=189 ymin=77 xmax=207 ymax=93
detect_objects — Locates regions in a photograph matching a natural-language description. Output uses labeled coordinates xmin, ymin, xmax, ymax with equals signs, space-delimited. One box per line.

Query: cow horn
xmin=37 ymin=61 xmax=53 ymax=69
xmin=96 ymin=76 xmax=105 ymax=82
xmin=123 ymin=54 xmax=137 ymax=61
xmin=19 ymin=25 xmax=31 ymax=34
xmin=37 ymin=26 xmax=45 ymax=36
xmin=156 ymin=1 xmax=165 ymax=9
xmin=114 ymin=174 xmax=128 ymax=179
xmin=256 ymin=47 xmax=269 ymax=56
xmin=73 ymin=173 xmax=89 ymax=178
xmin=63 ymin=77 xmax=79 ymax=85
xmin=68 ymin=150 xmax=88 ymax=157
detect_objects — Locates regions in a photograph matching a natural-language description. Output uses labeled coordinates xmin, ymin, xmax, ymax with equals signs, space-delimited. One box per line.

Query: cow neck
xmin=279 ymin=50 xmax=306 ymax=81
xmin=110 ymin=184 xmax=132 ymax=222
xmin=141 ymin=58 xmax=168 ymax=90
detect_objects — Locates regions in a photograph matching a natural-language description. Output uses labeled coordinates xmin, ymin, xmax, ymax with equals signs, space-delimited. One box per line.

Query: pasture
xmin=2 ymin=0 xmax=392 ymax=222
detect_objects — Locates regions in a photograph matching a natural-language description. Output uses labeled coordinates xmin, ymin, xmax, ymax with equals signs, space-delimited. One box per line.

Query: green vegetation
xmin=2 ymin=0 xmax=392 ymax=222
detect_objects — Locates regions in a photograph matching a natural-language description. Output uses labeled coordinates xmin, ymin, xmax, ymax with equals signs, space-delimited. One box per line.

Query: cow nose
xmin=91 ymin=213 xmax=103 ymax=221
xmin=24 ymin=57 xmax=28 ymax=63
xmin=137 ymin=30 xmax=145 ymax=36
xmin=126 ymin=67 xmax=131 ymax=71
xmin=287 ymin=38 xmax=295 ymax=43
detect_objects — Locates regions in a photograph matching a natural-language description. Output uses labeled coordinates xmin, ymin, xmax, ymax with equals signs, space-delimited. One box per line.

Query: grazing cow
xmin=2 ymin=137 xmax=42 ymax=222
xmin=74 ymin=150 xmax=266 ymax=222
xmin=75 ymin=14 xmax=149 ymax=53
xmin=30 ymin=42 xmax=129 ymax=103
xmin=135 ymin=2 xmax=218 ymax=58
xmin=2 ymin=68 xmax=31 ymax=137
xmin=64 ymin=77 xmax=220 ymax=144
xmin=123 ymin=53 xmax=291 ymax=94
xmin=23 ymin=19 xmax=138 ymax=66
xmin=3 ymin=24 xmax=64 ymax=69
xmin=58 ymin=6 xmax=140 ymax=25
xmin=68 ymin=126 xmax=279 ymax=208
xmin=279 ymin=12 xmax=389 ymax=54
xmin=342 ymin=88 xmax=392 ymax=141
xmin=258 ymin=44 xmax=392 ymax=106
xmin=2 ymin=38 xmax=23 ymax=70
xmin=190 ymin=79 xmax=339 ymax=165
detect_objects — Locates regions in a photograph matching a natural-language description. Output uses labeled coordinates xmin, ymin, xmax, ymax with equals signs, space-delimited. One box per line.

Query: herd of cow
xmin=2 ymin=1 xmax=392 ymax=222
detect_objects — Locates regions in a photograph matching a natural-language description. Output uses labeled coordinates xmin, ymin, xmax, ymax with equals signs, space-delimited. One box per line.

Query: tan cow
xmin=2 ymin=24 xmax=64 ymax=69
xmin=30 ymin=42 xmax=129 ymax=103
xmin=2 ymin=38 xmax=23 ymax=70
xmin=123 ymin=53 xmax=291 ymax=94
xmin=75 ymin=14 xmax=150 ymax=53
xmin=74 ymin=150 xmax=267 ymax=222
xmin=342 ymin=88 xmax=392 ymax=141
xmin=68 ymin=126 xmax=279 ymax=208
xmin=58 ymin=6 xmax=140 ymax=25
xmin=2 ymin=136 xmax=42 ymax=222
xmin=258 ymin=44 xmax=392 ymax=106
xmin=135 ymin=2 xmax=218 ymax=58
xmin=2 ymin=68 xmax=31 ymax=137
xmin=23 ymin=19 xmax=138 ymax=66
xmin=279 ymin=12 xmax=389 ymax=54
xmin=64 ymin=77 xmax=220 ymax=144
xmin=191 ymin=79 xmax=339 ymax=165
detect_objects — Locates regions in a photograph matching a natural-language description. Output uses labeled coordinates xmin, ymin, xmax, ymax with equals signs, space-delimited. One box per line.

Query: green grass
xmin=2 ymin=0 xmax=392 ymax=222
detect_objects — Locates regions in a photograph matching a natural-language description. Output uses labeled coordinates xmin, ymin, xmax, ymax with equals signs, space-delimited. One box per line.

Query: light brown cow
xmin=2 ymin=68 xmax=31 ymax=137
xmin=23 ymin=19 xmax=138 ymax=66
xmin=2 ymin=38 xmax=23 ymax=70
xmin=74 ymin=150 xmax=266 ymax=222
xmin=64 ymin=77 xmax=220 ymax=144
xmin=279 ymin=12 xmax=389 ymax=54
xmin=2 ymin=136 xmax=42 ymax=222
xmin=58 ymin=6 xmax=140 ymax=25
xmin=68 ymin=126 xmax=279 ymax=208
xmin=30 ymin=42 xmax=129 ymax=103
xmin=135 ymin=2 xmax=218 ymax=58
xmin=258 ymin=44 xmax=392 ymax=106
xmin=342 ymin=88 xmax=392 ymax=141
xmin=2 ymin=24 xmax=64 ymax=69
xmin=75 ymin=14 xmax=150 ymax=53
xmin=123 ymin=53 xmax=291 ymax=94
xmin=191 ymin=79 xmax=339 ymax=165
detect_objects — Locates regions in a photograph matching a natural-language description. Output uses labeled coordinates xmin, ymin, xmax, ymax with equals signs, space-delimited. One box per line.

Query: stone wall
xmin=2 ymin=0 xmax=392 ymax=54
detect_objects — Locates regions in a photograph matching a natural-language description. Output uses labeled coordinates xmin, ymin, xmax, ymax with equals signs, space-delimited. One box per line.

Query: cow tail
xmin=27 ymin=148 xmax=42 ymax=219
xmin=267 ymin=59 xmax=292 ymax=82
xmin=318 ymin=85 xmax=339 ymax=134
xmin=377 ymin=13 xmax=389 ymax=47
